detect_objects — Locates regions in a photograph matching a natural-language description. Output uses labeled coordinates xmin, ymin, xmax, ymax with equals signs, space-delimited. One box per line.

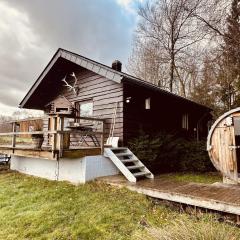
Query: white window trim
xmin=145 ymin=98 xmax=151 ymax=110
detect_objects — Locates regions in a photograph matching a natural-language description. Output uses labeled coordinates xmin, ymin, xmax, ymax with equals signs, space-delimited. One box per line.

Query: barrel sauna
xmin=207 ymin=107 xmax=240 ymax=183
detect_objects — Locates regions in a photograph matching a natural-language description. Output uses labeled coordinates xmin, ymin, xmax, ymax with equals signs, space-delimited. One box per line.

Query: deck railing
xmin=0 ymin=115 xmax=106 ymax=158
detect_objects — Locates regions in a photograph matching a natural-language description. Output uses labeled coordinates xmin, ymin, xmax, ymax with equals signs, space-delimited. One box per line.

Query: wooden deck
xmin=0 ymin=115 xmax=106 ymax=160
xmin=98 ymin=175 xmax=240 ymax=215
xmin=0 ymin=145 xmax=101 ymax=160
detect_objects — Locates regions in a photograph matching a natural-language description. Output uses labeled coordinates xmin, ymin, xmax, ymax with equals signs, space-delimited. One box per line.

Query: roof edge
xmin=19 ymin=48 xmax=124 ymax=108
xmin=122 ymin=77 xmax=212 ymax=111
xmin=19 ymin=47 xmax=211 ymax=112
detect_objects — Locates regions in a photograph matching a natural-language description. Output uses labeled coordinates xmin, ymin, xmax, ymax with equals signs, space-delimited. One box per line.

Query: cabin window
xmin=55 ymin=107 xmax=69 ymax=113
xmin=75 ymin=100 xmax=93 ymax=117
xmin=145 ymin=98 xmax=151 ymax=109
xmin=182 ymin=113 xmax=189 ymax=130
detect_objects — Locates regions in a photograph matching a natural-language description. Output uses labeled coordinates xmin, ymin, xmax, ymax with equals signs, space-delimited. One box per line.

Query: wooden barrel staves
xmin=207 ymin=107 xmax=240 ymax=183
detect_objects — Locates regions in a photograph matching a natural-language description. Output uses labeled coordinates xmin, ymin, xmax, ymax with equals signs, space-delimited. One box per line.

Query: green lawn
xmin=0 ymin=171 xmax=239 ymax=240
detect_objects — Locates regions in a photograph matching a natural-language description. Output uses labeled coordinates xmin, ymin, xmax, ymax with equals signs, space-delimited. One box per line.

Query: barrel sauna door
xmin=210 ymin=118 xmax=238 ymax=181
xmin=234 ymin=117 xmax=240 ymax=173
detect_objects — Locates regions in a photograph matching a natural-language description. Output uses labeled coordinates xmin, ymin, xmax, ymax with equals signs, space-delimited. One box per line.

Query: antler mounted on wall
xmin=62 ymin=72 xmax=80 ymax=96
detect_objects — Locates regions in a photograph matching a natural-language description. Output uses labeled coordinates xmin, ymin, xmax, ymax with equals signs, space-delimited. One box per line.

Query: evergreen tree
xmin=221 ymin=0 xmax=240 ymax=109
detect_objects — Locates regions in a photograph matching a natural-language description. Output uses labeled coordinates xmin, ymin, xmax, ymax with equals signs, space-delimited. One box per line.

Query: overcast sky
xmin=0 ymin=0 xmax=142 ymax=115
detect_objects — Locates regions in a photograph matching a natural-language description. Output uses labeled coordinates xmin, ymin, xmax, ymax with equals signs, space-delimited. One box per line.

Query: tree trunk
xmin=170 ymin=56 xmax=174 ymax=92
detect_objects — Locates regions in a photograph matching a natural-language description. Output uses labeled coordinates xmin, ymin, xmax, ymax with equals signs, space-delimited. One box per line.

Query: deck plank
xmin=98 ymin=175 xmax=240 ymax=215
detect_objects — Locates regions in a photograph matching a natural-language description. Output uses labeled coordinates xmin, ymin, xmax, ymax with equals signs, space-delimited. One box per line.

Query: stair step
xmin=133 ymin=172 xmax=150 ymax=177
xmin=115 ymin=153 xmax=132 ymax=157
xmin=127 ymin=165 xmax=144 ymax=170
xmin=104 ymin=144 xmax=113 ymax=147
xmin=121 ymin=159 xmax=138 ymax=163
xmin=104 ymin=147 xmax=154 ymax=183
xmin=110 ymin=147 xmax=128 ymax=151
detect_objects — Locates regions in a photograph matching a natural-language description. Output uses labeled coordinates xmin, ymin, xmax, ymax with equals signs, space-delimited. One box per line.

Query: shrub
xmin=177 ymin=140 xmax=214 ymax=172
xmin=128 ymin=131 xmax=214 ymax=173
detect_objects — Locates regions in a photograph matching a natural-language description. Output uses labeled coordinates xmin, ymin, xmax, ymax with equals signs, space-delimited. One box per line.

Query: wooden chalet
xmin=0 ymin=48 xmax=212 ymax=184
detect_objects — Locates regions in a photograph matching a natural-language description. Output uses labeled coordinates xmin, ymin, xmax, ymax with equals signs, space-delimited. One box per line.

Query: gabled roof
xmin=19 ymin=48 xmax=211 ymax=111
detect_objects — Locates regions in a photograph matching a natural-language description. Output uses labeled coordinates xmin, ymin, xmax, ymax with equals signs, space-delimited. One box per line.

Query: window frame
xmin=182 ymin=113 xmax=189 ymax=130
xmin=75 ymin=99 xmax=93 ymax=118
xmin=145 ymin=97 xmax=151 ymax=110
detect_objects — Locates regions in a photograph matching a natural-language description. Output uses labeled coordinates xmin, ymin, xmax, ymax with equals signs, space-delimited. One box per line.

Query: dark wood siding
xmin=40 ymin=61 xmax=210 ymax=148
xmin=123 ymin=81 xmax=211 ymax=144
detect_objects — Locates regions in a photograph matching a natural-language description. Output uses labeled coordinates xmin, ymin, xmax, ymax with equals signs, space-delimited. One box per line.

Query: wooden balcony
xmin=0 ymin=115 xmax=106 ymax=160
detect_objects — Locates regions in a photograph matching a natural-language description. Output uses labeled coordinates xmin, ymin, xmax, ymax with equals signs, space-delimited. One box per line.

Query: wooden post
xmin=51 ymin=117 xmax=58 ymax=160
xmin=57 ymin=115 xmax=64 ymax=158
xmin=101 ymin=120 xmax=105 ymax=155
xmin=11 ymin=122 xmax=16 ymax=149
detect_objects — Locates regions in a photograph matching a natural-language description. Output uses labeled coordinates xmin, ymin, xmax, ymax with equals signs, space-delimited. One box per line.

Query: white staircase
xmin=104 ymin=147 xmax=154 ymax=182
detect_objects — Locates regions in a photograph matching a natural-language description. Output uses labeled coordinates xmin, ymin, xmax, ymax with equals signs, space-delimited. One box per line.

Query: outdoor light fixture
xmin=126 ymin=97 xmax=131 ymax=103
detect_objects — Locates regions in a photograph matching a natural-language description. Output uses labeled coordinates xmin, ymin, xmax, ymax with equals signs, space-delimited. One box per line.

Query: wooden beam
xmin=1 ymin=117 xmax=44 ymax=124
xmin=11 ymin=122 xmax=16 ymax=148
xmin=101 ymin=121 xmax=105 ymax=155
xmin=0 ymin=147 xmax=56 ymax=160
xmin=70 ymin=115 xmax=105 ymax=122
xmin=0 ymin=131 xmax=58 ymax=136
xmin=57 ymin=116 xmax=64 ymax=157
xmin=107 ymin=182 xmax=240 ymax=215
xmin=62 ymin=148 xmax=101 ymax=159
xmin=52 ymin=117 xmax=57 ymax=152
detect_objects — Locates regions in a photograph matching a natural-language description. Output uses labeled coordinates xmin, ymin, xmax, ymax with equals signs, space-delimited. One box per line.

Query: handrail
xmin=0 ymin=130 xmax=104 ymax=136
xmin=0 ymin=114 xmax=106 ymax=157
xmin=73 ymin=116 xmax=105 ymax=122
xmin=0 ymin=131 xmax=55 ymax=136
xmin=51 ymin=114 xmax=105 ymax=122
xmin=0 ymin=115 xmax=104 ymax=125
xmin=0 ymin=117 xmax=44 ymax=124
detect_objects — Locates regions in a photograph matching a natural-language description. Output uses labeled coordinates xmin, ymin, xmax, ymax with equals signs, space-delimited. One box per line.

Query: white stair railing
xmin=104 ymin=147 xmax=154 ymax=183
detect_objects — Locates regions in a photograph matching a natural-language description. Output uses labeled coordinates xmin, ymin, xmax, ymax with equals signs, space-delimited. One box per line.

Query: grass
xmin=135 ymin=219 xmax=240 ymax=240
xmin=0 ymin=171 xmax=239 ymax=240
xmin=158 ymin=172 xmax=222 ymax=184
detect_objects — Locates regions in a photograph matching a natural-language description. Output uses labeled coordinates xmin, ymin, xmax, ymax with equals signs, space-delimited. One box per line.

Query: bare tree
xmin=190 ymin=52 xmax=223 ymax=115
xmin=128 ymin=0 xmax=240 ymax=117
xmin=192 ymin=0 xmax=230 ymax=38
xmin=128 ymin=38 xmax=169 ymax=88
xmin=128 ymin=0 xmax=210 ymax=96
